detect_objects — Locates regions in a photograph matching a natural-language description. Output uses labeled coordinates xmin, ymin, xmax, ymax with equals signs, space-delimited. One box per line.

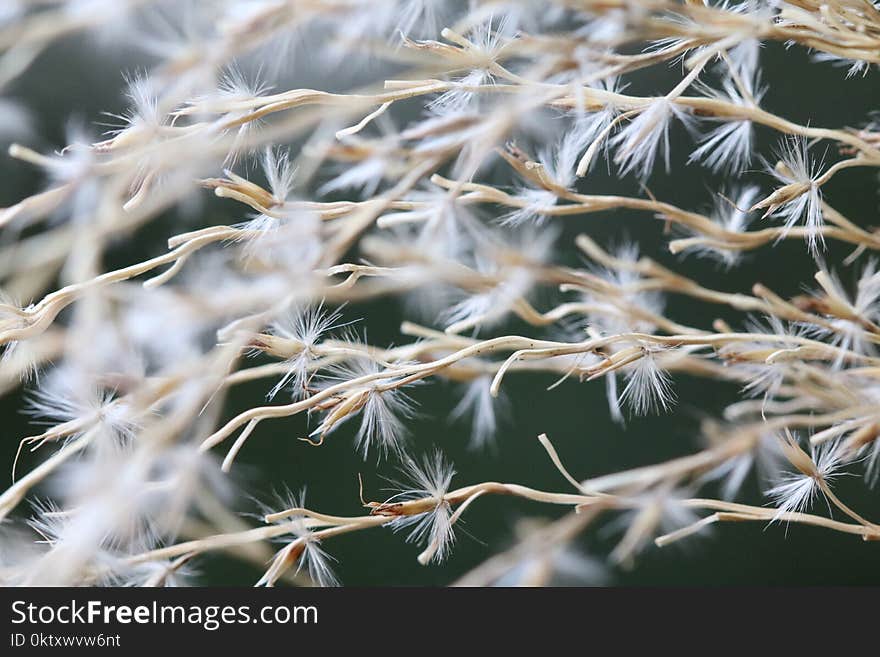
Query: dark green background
xmin=1 ymin=36 xmax=878 ymax=585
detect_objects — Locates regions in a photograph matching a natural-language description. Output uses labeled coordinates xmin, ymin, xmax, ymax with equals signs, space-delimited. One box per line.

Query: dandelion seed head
xmin=704 ymin=431 xmax=785 ymax=500
xmin=612 ymin=98 xmax=697 ymax=180
xmin=766 ymin=434 xmax=848 ymax=519
xmin=679 ymin=186 xmax=760 ymax=267
xmin=389 ymin=449 xmax=457 ymax=564
xmin=260 ymin=147 xmax=297 ymax=204
xmin=265 ymin=303 xmax=344 ymax=400
xmin=689 ymin=72 xmax=763 ymax=175
xmin=501 ymin=188 xmax=558 ymax=226
xmin=25 ymin=370 xmax=139 ymax=443
xmin=450 ymin=375 xmax=508 ymax=450
xmin=800 ymin=261 xmax=880 ymax=362
xmin=318 ymin=356 xmax=418 ymax=458
xmin=585 ymin=242 xmax=665 ymax=335
xmin=759 ymin=135 xmax=826 ymax=254
xmin=609 ymin=488 xmax=702 ymax=564
xmin=262 ymin=489 xmax=339 ymax=587
xmin=618 ymin=347 xmax=677 ymax=416
xmin=443 ymin=224 xmax=556 ymax=331
xmin=812 ymin=51 xmax=870 ymax=78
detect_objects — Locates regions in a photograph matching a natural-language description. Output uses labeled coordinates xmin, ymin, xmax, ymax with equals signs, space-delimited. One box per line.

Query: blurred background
xmin=1 ymin=25 xmax=879 ymax=586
